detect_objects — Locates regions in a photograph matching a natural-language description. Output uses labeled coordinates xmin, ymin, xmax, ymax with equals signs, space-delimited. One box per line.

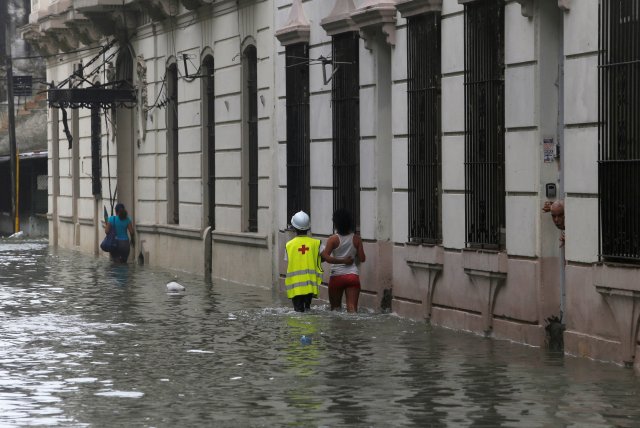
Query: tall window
xmin=203 ymin=55 xmax=215 ymax=230
xmin=407 ymin=13 xmax=441 ymax=243
xmin=599 ymin=0 xmax=640 ymax=261
xmin=464 ymin=0 xmax=505 ymax=249
xmin=243 ymin=45 xmax=258 ymax=232
xmin=91 ymin=106 xmax=101 ymax=196
xmin=285 ymin=43 xmax=310 ymax=223
xmin=167 ymin=63 xmax=179 ymax=224
xmin=332 ymin=32 xmax=360 ymax=225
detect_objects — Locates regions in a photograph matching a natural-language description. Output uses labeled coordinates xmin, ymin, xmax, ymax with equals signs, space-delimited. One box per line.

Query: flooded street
xmin=0 ymin=240 xmax=639 ymax=427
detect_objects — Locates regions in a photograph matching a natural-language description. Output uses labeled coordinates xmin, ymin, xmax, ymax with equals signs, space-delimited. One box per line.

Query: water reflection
xmin=0 ymin=239 xmax=639 ymax=427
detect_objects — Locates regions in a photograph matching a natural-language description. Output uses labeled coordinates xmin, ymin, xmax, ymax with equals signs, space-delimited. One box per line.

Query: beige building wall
xmin=27 ymin=0 xmax=640 ymax=367
xmin=37 ymin=1 xmax=277 ymax=284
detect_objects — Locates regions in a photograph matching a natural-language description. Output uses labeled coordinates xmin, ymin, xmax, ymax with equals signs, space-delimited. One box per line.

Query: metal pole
xmin=2 ymin=1 xmax=19 ymax=233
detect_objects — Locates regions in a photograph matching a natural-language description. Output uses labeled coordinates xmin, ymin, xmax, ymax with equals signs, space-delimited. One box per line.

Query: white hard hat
xmin=291 ymin=211 xmax=310 ymax=230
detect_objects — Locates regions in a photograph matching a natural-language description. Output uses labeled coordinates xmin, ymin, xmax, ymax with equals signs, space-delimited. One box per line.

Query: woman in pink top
xmin=322 ymin=209 xmax=366 ymax=312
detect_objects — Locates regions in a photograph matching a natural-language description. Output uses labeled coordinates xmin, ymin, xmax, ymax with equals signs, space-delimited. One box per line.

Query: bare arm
xmin=354 ymin=233 xmax=366 ymax=263
xmin=321 ymin=235 xmax=353 ymax=265
xmin=128 ymin=222 xmax=135 ymax=244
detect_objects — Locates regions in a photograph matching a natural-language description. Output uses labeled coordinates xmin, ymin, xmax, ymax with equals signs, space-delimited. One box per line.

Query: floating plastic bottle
xmin=300 ymin=335 xmax=312 ymax=345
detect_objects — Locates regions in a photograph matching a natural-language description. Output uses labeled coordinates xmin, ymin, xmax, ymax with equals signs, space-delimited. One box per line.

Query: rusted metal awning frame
xmin=48 ymin=87 xmax=136 ymax=109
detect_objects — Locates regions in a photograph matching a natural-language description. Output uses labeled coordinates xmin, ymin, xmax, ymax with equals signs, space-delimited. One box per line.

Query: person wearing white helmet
xmin=284 ymin=211 xmax=353 ymax=312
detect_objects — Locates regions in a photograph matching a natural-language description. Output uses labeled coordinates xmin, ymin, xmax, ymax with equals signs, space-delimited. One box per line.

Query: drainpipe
xmin=557 ymin=19 xmax=566 ymax=322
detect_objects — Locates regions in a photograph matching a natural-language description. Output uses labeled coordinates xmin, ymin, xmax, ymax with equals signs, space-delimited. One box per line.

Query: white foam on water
xmin=94 ymin=390 xmax=144 ymax=398
xmin=65 ymin=378 xmax=98 ymax=384
xmin=230 ymin=376 xmax=242 ymax=380
xmin=186 ymin=349 xmax=214 ymax=354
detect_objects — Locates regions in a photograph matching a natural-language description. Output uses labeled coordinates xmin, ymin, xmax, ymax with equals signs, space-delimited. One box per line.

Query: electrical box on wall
xmin=546 ymin=183 xmax=557 ymax=199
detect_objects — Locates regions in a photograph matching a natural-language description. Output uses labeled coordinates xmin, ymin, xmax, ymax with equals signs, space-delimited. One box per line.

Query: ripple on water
xmin=1 ymin=241 xmax=640 ymax=427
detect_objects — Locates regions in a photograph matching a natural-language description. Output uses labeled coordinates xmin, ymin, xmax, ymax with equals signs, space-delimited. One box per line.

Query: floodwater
xmin=1 ymin=240 xmax=639 ymax=427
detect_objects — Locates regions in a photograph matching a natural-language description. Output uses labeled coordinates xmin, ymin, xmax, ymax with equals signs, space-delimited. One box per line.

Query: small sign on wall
xmin=543 ymin=138 xmax=556 ymax=163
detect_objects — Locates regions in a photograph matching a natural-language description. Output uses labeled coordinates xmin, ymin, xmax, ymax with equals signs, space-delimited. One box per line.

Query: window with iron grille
xmin=244 ymin=45 xmax=259 ymax=232
xmin=332 ymin=32 xmax=360 ymax=226
xmin=203 ymin=56 xmax=215 ymax=230
xmin=464 ymin=0 xmax=505 ymax=249
xmin=286 ymin=43 xmax=310 ymax=224
xmin=91 ymin=107 xmax=101 ymax=196
xmin=599 ymin=0 xmax=640 ymax=262
xmin=407 ymin=13 xmax=441 ymax=244
xmin=167 ymin=63 xmax=179 ymax=224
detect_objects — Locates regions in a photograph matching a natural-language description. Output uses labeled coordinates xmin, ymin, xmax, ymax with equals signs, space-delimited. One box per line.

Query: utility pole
xmin=1 ymin=1 xmax=18 ymax=233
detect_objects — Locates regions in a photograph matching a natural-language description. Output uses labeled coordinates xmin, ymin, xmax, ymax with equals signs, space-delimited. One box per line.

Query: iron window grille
xmin=332 ymin=32 xmax=360 ymax=226
xmin=599 ymin=0 xmax=640 ymax=262
xmin=91 ymin=107 xmax=102 ymax=196
xmin=167 ymin=63 xmax=179 ymax=224
xmin=204 ymin=56 xmax=216 ymax=230
xmin=245 ymin=45 xmax=259 ymax=233
xmin=407 ymin=13 xmax=442 ymax=244
xmin=286 ymin=43 xmax=311 ymax=224
xmin=464 ymin=0 xmax=505 ymax=249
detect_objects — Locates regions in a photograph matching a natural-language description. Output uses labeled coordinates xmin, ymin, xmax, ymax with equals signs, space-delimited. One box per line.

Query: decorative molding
xmin=515 ymin=0 xmax=533 ymax=18
xmin=462 ymin=249 xmax=508 ymax=335
xmin=212 ymin=231 xmax=269 ymax=248
xmin=58 ymin=215 xmax=74 ymax=224
xmin=19 ymin=23 xmax=57 ymax=56
xmin=48 ymin=0 xmax=73 ymax=15
xmin=136 ymin=0 xmax=177 ymax=21
xmin=593 ymin=262 xmax=640 ymax=366
xmin=180 ymin=0 xmax=207 ymax=10
xmin=351 ymin=0 xmax=398 ymax=49
xmin=78 ymin=217 xmax=95 ymax=226
xmin=407 ymin=260 xmax=443 ymax=321
xmin=275 ymin=0 xmax=311 ymax=46
xmin=136 ymin=55 xmax=148 ymax=144
xmin=136 ymin=224 xmax=204 ymax=240
xmin=396 ymin=0 xmax=442 ymax=18
xmin=75 ymin=1 xmax=140 ymax=40
xmin=65 ymin=18 xmax=102 ymax=46
xmin=320 ymin=0 xmax=358 ymax=36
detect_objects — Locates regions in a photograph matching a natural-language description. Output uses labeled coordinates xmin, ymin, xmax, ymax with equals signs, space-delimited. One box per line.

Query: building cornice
xmin=320 ymin=0 xmax=358 ymax=36
xmin=275 ymin=0 xmax=311 ymax=46
xmin=396 ymin=0 xmax=442 ymax=18
xmin=351 ymin=0 xmax=398 ymax=49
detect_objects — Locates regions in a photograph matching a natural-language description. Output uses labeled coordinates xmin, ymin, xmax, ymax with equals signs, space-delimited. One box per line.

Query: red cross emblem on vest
xmin=298 ymin=245 xmax=310 ymax=255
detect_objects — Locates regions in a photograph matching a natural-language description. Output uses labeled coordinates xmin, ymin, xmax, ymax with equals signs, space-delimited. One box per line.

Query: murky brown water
xmin=1 ymin=239 xmax=639 ymax=427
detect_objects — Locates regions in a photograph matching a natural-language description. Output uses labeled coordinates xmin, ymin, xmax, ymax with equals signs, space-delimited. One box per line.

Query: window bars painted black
xmin=332 ymin=32 xmax=360 ymax=226
xmin=407 ymin=13 xmax=442 ymax=244
xmin=464 ymin=0 xmax=505 ymax=249
xmin=286 ymin=43 xmax=311 ymax=224
xmin=245 ymin=45 xmax=259 ymax=233
xmin=167 ymin=63 xmax=179 ymax=224
xmin=599 ymin=0 xmax=640 ymax=262
xmin=204 ymin=56 xmax=216 ymax=230
xmin=91 ymin=107 xmax=102 ymax=196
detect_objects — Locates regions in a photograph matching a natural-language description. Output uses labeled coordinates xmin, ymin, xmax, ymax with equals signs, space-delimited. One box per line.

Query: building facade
xmin=22 ymin=0 xmax=640 ymax=369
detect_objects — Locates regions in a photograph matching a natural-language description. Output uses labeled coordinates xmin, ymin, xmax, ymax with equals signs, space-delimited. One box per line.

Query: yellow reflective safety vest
xmin=285 ymin=236 xmax=323 ymax=299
